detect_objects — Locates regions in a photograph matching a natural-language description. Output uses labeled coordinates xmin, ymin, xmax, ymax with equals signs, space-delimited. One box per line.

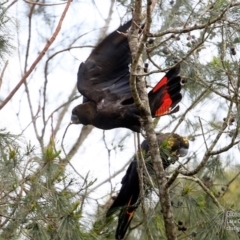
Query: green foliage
xmin=209 ymin=56 xmax=231 ymax=70
xmin=0 ymin=2 xmax=14 ymax=64
xmin=0 ymin=130 xmax=98 ymax=239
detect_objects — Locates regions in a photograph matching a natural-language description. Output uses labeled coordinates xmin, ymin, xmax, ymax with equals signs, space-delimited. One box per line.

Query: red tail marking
xmin=127 ymin=196 xmax=132 ymax=206
xmin=125 ymin=196 xmax=135 ymax=223
xmin=126 ymin=210 xmax=135 ymax=222
xmin=155 ymin=93 xmax=173 ymax=116
xmin=152 ymin=76 xmax=168 ymax=93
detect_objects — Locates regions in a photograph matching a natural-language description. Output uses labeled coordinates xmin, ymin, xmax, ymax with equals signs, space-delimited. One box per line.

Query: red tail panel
xmin=125 ymin=209 xmax=135 ymax=225
xmin=152 ymin=76 xmax=168 ymax=93
xmin=149 ymin=66 xmax=181 ymax=118
xmin=115 ymin=197 xmax=137 ymax=240
xmin=155 ymin=93 xmax=173 ymax=116
xmin=125 ymin=196 xmax=135 ymax=222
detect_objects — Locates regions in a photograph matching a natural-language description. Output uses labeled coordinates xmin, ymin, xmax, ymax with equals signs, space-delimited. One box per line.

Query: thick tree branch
xmin=128 ymin=1 xmax=177 ymax=239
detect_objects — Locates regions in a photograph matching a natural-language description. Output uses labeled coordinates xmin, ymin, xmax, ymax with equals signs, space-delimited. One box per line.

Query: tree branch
xmin=128 ymin=1 xmax=177 ymax=239
xmin=0 ymin=0 xmax=72 ymax=110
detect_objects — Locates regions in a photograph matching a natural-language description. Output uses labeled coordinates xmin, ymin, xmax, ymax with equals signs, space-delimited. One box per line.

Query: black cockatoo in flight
xmin=71 ymin=20 xmax=182 ymax=132
xmin=106 ymin=133 xmax=189 ymax=240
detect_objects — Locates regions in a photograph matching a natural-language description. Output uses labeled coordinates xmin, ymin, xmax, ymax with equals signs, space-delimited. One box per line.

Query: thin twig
xmin=198 ymin=117 xmax=208 ymax=151
xmin=89 ymin=158 xmax=132 ymax=193
xmin=23 ymin=0 xmax=68 ymax=6
xmin=178 ymin=175 xmax=223 ymax=209
xmin=179 ymin=99 xmax=233 ymax=176
xmin=0 ymin=0 xmax=72 ymax=110
xmin=0 ymin=61 xmax=8 ymax=91
xmin=61 ymin=122 xmax=72 ymax=156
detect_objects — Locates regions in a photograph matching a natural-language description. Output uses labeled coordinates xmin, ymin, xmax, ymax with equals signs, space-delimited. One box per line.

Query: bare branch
xmin=0 ymin=61 xmax=8 ymax=92
xmin=23 ymin=0 xmax=68 ymax=6
xmin=0 ymin=0 xmax=72 ymax=110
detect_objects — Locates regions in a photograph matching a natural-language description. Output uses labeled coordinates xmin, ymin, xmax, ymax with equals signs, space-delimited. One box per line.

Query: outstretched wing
xmin=77 ymin=20 xmax=132 ymax=103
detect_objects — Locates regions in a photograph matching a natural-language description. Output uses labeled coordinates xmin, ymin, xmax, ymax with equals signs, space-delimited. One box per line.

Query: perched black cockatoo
xmin=71 ymin=20 xmax=182 ymax=132
xmin=106 ymin=133 xmax=189 ymax=240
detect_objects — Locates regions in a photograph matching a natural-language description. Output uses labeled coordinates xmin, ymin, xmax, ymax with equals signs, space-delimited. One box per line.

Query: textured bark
xmin=128 ymin=1 xmax=177 ymax=239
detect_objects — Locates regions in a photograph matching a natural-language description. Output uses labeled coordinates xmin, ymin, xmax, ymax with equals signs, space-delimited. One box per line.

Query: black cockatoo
xmin=71 ymin=20 xmax=182 ymax=132
xmin=106 ymin=133 xmax=189 ymax=239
